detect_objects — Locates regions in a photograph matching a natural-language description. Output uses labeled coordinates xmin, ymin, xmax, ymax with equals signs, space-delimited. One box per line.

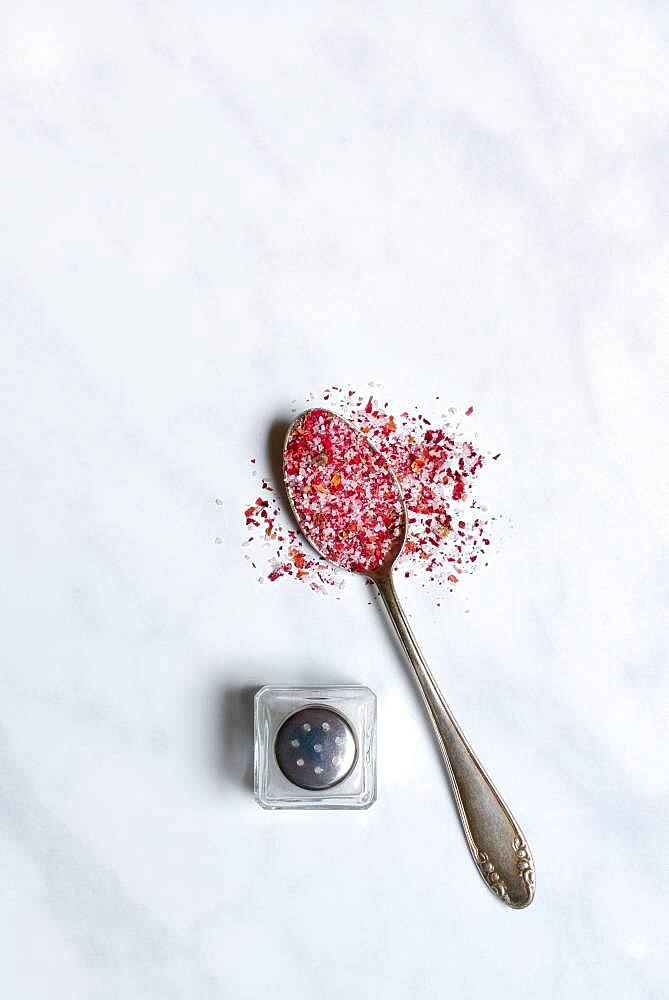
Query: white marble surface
xmin=1 ymin=3 xmax=668 ymax=997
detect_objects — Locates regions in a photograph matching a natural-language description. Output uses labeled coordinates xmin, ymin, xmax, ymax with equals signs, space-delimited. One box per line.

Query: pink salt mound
xmin=283 ymin=408 xmax=405 ymax=574
xmin=241 ymin=386 xmax=496 ymax=595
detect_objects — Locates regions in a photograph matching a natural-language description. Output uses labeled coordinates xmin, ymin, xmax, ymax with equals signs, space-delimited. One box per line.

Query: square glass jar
xmin=254 ymin=685 xmax=377 ymax=809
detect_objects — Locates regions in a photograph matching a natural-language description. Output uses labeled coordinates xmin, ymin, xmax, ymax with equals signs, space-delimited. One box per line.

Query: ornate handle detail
xmin=376 ymin=574 xmax=535 ymax=909
xmin=477 ymin=836 xmax=535 ymax=904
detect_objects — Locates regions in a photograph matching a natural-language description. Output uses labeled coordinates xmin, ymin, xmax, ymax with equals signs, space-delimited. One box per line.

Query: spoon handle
xmin=376 ymin=574 xmax=535 ymax=908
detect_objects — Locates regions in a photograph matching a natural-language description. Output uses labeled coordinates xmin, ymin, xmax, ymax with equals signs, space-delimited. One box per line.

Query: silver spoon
xmin=283 ymin=409 xmax=534 ymax=908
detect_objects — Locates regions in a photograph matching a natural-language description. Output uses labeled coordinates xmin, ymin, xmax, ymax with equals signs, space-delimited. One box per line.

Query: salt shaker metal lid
xmin=274 ymin=706 xmax=357 ymax=790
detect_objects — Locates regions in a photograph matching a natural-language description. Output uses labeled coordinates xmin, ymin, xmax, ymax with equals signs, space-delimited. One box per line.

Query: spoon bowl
xmin=283 ymin=408 xmax=408 ymax=579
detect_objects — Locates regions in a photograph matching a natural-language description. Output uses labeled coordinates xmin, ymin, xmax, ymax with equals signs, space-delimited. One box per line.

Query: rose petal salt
xmin=283 ymin=409 xmax=405 ymax=574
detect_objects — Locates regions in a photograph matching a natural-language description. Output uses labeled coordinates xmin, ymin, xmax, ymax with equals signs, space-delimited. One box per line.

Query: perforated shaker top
xmin=274 ymin=706 xmax=357 ymax=790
